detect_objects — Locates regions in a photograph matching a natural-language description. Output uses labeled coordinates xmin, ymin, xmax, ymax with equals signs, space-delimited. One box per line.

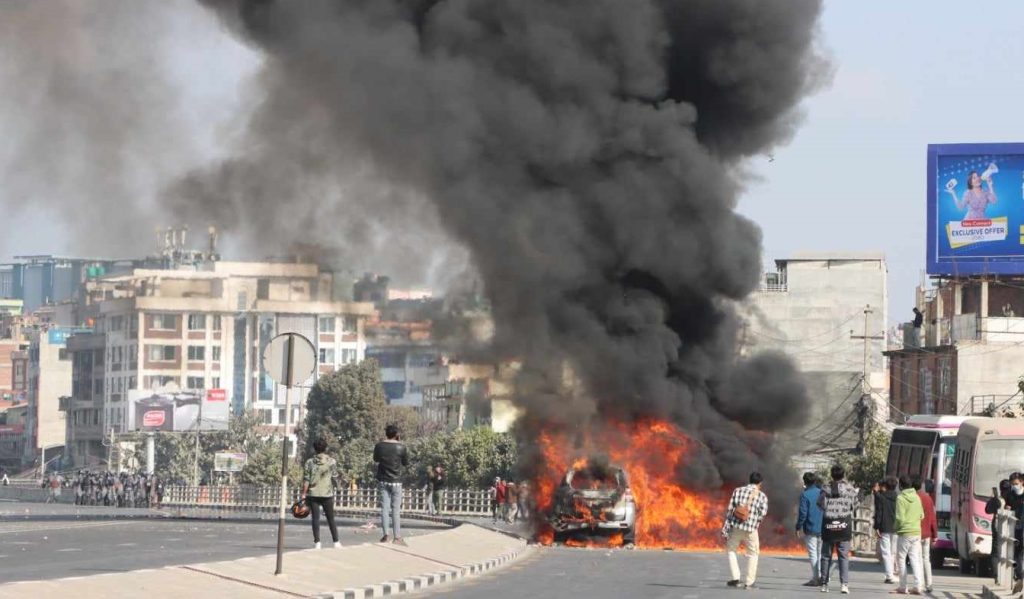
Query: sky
xmin=4 ymin=2 xmax=1024 ymax=325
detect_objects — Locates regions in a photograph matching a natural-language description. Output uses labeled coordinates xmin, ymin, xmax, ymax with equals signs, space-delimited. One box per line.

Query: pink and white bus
xmin=950 ymin=418 xmax=1024 ymax=575
xmin=886 ymin=415 xmax=968 ymax=568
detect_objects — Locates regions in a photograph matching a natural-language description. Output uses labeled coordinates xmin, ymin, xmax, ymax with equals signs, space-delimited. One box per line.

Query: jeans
xmin=428 ymin=489 xmax=443 ymax=515
xmin=379 ymin=482 xmax=402 ymax=539
xmin=803 ymin=534 xmax=822 ymax=582
xmin=726 ymin=528 xmax=760 ymax=585
xmin=920 ymin=538 xmax=933 ymax=589
xmin=897 ymin=535 xmax=924 ymax=592
xmin=820 ymin=540 xmax=850 ymax=585
xmin=878 ymin=532 xmax=899 ymax=579
xmin=308 ymin=495 xmax=338 ymax=543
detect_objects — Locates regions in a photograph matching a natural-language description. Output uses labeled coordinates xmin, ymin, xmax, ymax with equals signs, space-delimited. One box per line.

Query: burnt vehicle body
xmin=549 ymin=462 xmax=636 ymax=545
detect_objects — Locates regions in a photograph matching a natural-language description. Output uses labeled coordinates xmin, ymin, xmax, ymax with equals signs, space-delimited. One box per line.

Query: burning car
xmin=548 ymin=461 xmax=636 ymax=546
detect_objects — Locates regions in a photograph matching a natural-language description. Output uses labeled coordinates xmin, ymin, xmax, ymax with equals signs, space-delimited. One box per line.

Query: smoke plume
xmin=186 ymin=0 xmax=828 ymax=490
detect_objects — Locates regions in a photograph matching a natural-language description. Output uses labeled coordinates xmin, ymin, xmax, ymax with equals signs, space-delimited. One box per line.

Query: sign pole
xmin=274 ymin=334 xmax=295 ymax=576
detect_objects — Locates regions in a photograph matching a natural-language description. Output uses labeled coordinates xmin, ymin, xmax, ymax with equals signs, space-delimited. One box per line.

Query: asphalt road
xmin=423 ymin=545 xmax=990 ymax=599
xmin=0 ymin=502 xmax=446 ymax=583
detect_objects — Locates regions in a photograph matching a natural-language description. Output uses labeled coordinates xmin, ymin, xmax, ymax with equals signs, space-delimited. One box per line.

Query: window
xmin=93 ymin=379 xmax=104 ymax=395
xmin=212 ymin=346 xmax=221 ymax=362
xmin=187 ymin=346 xmax=205 ymax=361
xmin=342 ymin=349 xmax=357 ymax=365
xmin=110 ymin=315 xmax=124 ymax=331
xmin=147 ymin=345 xmax=176 ymax=362
xmin=342 ymin=316 xmax=357 ymax=333
xmin=211 ymin=377 xmax=221 ymax=389
xmin=319 ymin=317 xmax=336 ymax=333
xmin=383 ymin=381 xmax=405 ymax=400
xmin=212 ymin=315 xmax=222 ymax=332
xmin=188 ymin=314 xmax=207 ymax=331
xmin=261 ymin=409 xmax=272 ymax=424
xmin=128 ymin=376 xmax=136 ymax=390
xmin=257 ymin=279 xmax=270 ymax=300
xmin=58 ymin=348 xmax=70 ymax=361
xmin=187 ymin=376 xmax=205 ymax=390
xmin=151 ymin=314 xmax=177 ymax=330
xmin=319 ymin=348 xmax=335 ymax=364
xmin=145 ymin=375 xmax=177 ymax=389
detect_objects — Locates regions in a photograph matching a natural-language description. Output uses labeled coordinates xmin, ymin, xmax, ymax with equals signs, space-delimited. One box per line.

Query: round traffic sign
xmin=262 ymin=332 xmax=316 ymax=388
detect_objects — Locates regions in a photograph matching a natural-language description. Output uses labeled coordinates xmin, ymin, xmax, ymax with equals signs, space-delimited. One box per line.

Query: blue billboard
xmin=928 ymin=143 xmax=1024 ymax=275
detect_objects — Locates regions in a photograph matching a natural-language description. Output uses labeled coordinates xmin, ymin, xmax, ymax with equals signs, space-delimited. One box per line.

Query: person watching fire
xmin=721 ymin=472 xmax=768 ymax=590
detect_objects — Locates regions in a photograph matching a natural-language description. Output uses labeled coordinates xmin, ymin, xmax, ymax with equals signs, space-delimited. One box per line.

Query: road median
xmin=0 ymin=522 xmax=529 ymax=599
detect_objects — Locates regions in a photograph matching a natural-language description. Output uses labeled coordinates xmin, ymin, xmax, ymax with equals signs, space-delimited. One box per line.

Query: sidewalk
xmin=0 ymin=523 xmax=528 ymax=599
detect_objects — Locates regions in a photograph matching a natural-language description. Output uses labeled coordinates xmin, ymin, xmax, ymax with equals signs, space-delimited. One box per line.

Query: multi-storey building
xmin=23 ymin=327 xmax=79 ymax=466
xmin=63 ymin=333 xmax=106 ymax=467
xmin=64 ymin=260 xmax=374 ymax=456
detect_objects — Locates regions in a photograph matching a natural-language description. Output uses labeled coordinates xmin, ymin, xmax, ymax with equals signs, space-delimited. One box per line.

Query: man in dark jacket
xmin=373 ymin=424 xmax=409 ymax=546
xmin=1005 ymin=473 xmax=1024 ymax=590
xmin=819 ymin=465 xmax=859 ymax=594
xmin=875 ymin=476 xmax=899 ymax=583
xmin=795 ymin=472 xmax=824 ymax=586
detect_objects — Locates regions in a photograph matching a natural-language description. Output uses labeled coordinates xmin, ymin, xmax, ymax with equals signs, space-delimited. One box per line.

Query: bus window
xmin=973 ymin=439 xmax=1024 ymax=499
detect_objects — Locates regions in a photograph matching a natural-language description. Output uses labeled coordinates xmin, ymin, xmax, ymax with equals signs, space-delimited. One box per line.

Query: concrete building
xmin=421 ymin=362 xmax=522 ymax=433
xmin=23 ymin=327 xmax=78 ymax=467
xmin=743 ymin=252 xmax=888 ymax=454
xmin=0 ymin=404 xmax=27 ymax=467
xmin=886 ymin=277 xmax=1024 ymax=418
xmin=65 ymin=261 xmax=374 ymax=447
xmin=365 ymin=320 xmax=443 ymax=407
xmin=62 ymin=333 xmax=107 ymax=468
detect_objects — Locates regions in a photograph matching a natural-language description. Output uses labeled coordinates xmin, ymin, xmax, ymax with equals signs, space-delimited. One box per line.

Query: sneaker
xmin=727 ymin=580 xmax=741 ymax=587
xmin=392 ymin=537 xmax=409 ymax=547
xmin=884 ymin=577 xmax=896 ymax=584
xmin=908 ymin=591 xmax=921 ymax=596
xmin=333 ymin=542 xmax=341 ymax=549
xmin=313 ymin=541 xmax=321 ymax=549
xmin=379 ymin=535 xmax=390 ymax=543
xmin=740 ymin=583 xmax=756 ymax=590
xmin=821 ymin=585 xmax=829 ymax=593
xmin=841 ymin=585 xmax=849 ymax=594
xmin=803 ymin=580 xmax=820 ymax=587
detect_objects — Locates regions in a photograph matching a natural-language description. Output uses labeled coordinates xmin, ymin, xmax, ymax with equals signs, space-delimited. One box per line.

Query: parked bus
xmin=950 ymin=418 xmax=1024 ymax=575
xmin=885 ymin=415 xmax=968 ymax=568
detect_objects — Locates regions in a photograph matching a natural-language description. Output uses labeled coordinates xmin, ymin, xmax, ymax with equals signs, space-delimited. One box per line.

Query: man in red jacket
xmin=916 ymin=477 xmax=938 ymax=593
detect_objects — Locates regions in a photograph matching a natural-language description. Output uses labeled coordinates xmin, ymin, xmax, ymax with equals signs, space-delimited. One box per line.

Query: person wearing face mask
xmin=1006 ymin=474 xmax=1024 ymax=591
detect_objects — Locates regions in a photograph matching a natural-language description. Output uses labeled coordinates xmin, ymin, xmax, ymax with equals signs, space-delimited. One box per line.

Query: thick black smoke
xmin=190 ymin=0 xmax=828 ymax=489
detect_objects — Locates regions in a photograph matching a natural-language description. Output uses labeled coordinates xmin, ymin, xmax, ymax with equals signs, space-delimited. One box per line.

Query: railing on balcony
xmin=759 ymin=271 xmax=787 ymax=293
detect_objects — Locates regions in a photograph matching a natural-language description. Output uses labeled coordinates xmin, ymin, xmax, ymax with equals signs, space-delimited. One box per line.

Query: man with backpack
xmin=818 ymin=464 xmax=859 ymax=594
xmin=721 ymin=472 xmax=768 ymax=590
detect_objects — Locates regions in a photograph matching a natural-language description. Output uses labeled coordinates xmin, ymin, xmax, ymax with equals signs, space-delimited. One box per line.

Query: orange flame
xmin=534 ymin=419 xmax=800 ymax=553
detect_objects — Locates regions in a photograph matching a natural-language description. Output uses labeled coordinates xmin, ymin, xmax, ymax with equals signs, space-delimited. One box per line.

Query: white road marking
xmin=56 ymin=548 xmax=82 ymax=552
xmin=0 ymin=521 xmax=135 ymax=534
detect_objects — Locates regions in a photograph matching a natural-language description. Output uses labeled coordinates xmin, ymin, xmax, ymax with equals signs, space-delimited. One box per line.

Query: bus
xmin=885 ymin=415 xmax=968 ymax=568
xmin=950 ymin=418 xmax=1024 ymax=575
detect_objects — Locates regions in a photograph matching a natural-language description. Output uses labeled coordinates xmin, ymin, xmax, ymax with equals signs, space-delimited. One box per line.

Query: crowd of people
xmin=489 ymin=476 xmax=530 ymax=523
xmin=721 ymin=465 xmax=939 ymax=594
xmin=66 ymin=470 xmax=165 ymax=508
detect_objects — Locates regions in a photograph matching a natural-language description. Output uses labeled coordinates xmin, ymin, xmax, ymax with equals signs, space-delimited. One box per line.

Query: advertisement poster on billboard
xmin=214 ymin=452 xmax=247 ymax=472
xmin=928 ymin=143 xmax=1024 ymax=275
xmin=127 ymin=389 xmax=230 ymax=432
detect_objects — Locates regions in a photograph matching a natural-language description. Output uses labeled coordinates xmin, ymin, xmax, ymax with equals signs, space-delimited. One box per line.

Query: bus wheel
xmin=975 ymin=556 xmax=992 ymax=577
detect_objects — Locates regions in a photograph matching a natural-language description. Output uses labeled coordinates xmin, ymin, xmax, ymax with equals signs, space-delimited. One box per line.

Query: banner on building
xmin=928 ymin=143 xmax=1024 ymax=275
xmin=127 ymin=389 xmax=230 ymax=432
xmin=214 ymin=452 xmax=247 ymax=472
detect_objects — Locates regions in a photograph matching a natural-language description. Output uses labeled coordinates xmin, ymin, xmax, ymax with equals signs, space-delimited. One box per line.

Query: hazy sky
xmin=3 ymin=2 xmax=1023 ymax=324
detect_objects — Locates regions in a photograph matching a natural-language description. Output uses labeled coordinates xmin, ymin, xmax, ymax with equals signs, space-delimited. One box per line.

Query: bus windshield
xmin=974 ymin=439 xmax=1024 ymax=499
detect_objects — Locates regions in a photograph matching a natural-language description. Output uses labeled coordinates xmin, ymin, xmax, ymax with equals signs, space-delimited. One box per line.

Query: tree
xmin=303 ymin=359 xmax=389 ymax=458
xmin=406 ymin=428 xmax=518 ymax=488
xmin=817 ymin=428 xmax=890 ymax=491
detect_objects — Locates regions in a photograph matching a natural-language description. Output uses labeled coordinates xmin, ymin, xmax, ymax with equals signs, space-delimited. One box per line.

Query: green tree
xmin=406 ymin=428 xmax=518 ymax=488
xmin=817 ymin=428 xmax=890 ymax=491
xmin=303 ymin=359 xmax=389 ymax=458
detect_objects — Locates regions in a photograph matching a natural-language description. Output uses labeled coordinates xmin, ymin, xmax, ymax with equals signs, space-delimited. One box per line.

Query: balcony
xmin=759 ymin=271 xmax=787 ymax=293
xmin=931 ymin=314 xmax=1024 ymax=345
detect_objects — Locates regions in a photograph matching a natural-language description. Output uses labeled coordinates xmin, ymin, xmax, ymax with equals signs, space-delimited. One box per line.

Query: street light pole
xmin=275 ymin=333 xmax=295 ymax=576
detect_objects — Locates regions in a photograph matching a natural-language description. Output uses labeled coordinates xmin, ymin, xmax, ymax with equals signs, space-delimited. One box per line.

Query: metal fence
xmin=161 ymin=485 xmax=494 ymax=516
xmin=852 ymin=495 xmax=877 ymax=556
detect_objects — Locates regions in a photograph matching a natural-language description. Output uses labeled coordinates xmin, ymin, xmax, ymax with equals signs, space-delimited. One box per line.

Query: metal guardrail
xmin=161 ymin=485 xmax=494 ymax=516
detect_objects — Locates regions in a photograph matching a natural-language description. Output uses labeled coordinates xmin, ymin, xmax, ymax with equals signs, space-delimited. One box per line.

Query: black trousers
xmin=308 ymin=495 xmax=339 ymax=543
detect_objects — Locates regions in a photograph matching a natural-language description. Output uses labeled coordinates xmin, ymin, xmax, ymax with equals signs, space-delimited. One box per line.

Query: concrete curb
xmin=318 ymin=542 xmax=532 ymax=599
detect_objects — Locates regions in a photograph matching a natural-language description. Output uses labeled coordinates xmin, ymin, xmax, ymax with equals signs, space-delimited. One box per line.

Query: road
xmin=0 ymin=501 xmax=446 ymax=583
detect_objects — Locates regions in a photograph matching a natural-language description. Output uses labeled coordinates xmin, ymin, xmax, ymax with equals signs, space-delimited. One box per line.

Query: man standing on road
xmin=819 ymin=464 xmax=858 ymax=594
xmin=373 ymin=424 xmax=409 ymax=546
xmin=917 ymin=478 xmax=938 ymax=593
xmin=505 ymin=481 xmax=519 ymax=523
xmin=795 ymin=472 xmax=823 ymax=587
xmin=875 ymin=476 xmax=899 ymax=583
xmin=490 ymin=477 xmax=506 ymax=523
xmin=427 ymin=465 xmax=445 ymax=516
xmin=721 ymin=472 xmax=768 ymax=590
xmin=894 ymin=474 xmax=925 ymax=595
xmin=303 ymin=437 xmax=341 ymax=549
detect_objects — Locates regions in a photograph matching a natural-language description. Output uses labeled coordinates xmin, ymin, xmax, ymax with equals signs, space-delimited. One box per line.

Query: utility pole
xmin=193 ymin=395 xmax=203 ymax=486
xmin=851 ymin=304 xmax=884 ymax=454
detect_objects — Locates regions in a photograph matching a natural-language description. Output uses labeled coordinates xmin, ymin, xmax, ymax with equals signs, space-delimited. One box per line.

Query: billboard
xmin=214 ymin=452 xmax=247 ymax=472
xmin=928 ymin=143 xmax=1024 ymax=275
xmin=127 ymin=389 xmax=230 ymax=432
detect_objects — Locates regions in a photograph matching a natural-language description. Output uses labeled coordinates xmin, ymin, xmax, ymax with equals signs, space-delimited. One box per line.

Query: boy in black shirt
xmin=373 ymin=424 xmax=409 ymax=545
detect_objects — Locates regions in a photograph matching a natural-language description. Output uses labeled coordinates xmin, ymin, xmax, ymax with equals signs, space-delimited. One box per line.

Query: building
xmin=365 ymin=319 xmax=444 ymax=407
xmin=421 ymin=362 xmax=522 ymax=433
xmin=886 ymin=277 xmax=1024 ymax=418
xmin=62 ymin=260 xmax=374 ymax=458
xmin=22 ymin=327 xmax=78 ymax=466
xmin=0 ymin=403 xmax=27 ymax=467
xmin=743 ymin=252 xmax=888 ymax=455
xmin=62 ymin=333 xmax=106 ymax=468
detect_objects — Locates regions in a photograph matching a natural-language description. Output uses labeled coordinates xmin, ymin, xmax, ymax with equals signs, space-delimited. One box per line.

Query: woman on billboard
xmin=947 ymin=168 xmax=997 ymax=220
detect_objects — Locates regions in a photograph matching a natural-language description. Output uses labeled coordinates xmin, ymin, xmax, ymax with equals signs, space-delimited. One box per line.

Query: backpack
xmin=733 ymin=489 xmax=760 ymax=522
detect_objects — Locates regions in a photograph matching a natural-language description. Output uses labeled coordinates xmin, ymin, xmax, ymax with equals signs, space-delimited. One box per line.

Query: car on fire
xmin=549 ymin=462 xmax=637 ymax=546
